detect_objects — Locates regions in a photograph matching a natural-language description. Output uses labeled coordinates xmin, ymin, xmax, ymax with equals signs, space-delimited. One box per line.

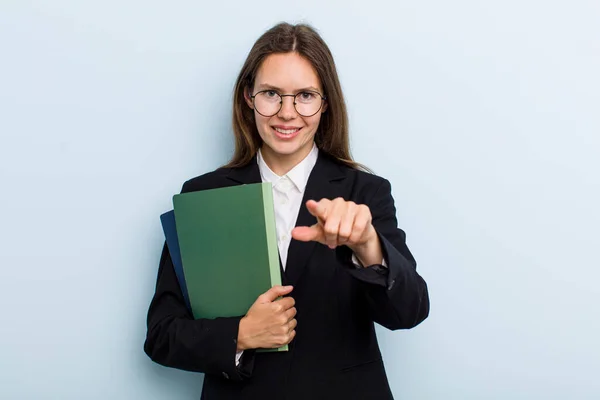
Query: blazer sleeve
xmin=337 ymin=178 xmax=430 ymax=330
xmin=143 ymin=182 xmax=254 ymax=382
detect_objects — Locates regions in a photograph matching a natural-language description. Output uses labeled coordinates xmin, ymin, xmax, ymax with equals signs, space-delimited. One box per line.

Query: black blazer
xmin=144 ymin=151 xmax=430 ymax=400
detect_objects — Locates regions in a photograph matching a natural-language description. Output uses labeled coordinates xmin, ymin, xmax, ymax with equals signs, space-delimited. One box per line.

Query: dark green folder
xmin=173 ymin=182 xmax=287 ymax=351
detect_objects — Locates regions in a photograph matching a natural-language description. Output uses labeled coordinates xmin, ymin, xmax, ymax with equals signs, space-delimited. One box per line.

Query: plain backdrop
xmin=1 ymin=1 xmax=598 ymax=399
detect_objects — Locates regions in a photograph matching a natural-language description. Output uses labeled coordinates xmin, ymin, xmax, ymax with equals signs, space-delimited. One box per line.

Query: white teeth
xmin=274 ymin=127 xmax=299 ymax=135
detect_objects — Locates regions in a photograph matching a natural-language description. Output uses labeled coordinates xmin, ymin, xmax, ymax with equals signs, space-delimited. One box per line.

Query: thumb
xmin=292 ymin=225 xmax=323 ymax=243
xmin=258 ymin=285 xmax=294 ymax=303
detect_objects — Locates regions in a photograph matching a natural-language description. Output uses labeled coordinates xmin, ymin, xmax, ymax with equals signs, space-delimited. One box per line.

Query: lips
xmin=273 ymin=127 xmax=301 ymax=135
xmin=272 ymin=126 xmax=302 ymax=140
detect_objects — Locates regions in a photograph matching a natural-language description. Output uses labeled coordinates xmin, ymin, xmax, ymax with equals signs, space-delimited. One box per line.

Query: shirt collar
xmin=257 ymin=142 xmax=319 ymax=192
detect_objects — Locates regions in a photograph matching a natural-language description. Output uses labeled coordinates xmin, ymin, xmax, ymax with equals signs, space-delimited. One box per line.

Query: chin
xmin=268 ymin=144 xmax=302 ymax=157
xmin=260 ymin=132 xmax=315 ymax=160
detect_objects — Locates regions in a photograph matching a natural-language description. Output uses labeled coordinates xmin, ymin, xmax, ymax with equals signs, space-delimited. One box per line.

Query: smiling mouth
xmin=273 ymin=127 xmax=301 ymax=135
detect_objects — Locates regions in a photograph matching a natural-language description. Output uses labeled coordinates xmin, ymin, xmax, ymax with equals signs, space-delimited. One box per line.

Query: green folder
xmin=173 ymin=182 xmax=287 ymax=351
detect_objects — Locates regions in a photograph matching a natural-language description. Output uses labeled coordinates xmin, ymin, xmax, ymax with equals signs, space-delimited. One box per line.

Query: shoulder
xmin=328 ymin=156 xmax=391 ymax=200
xmin=179 ymin=167 xmax=235 ymax=193
xmin=337 ymin=164 xmax=397 ymax=215
xmin=317 ymin=152 xmax=393 ymax=207
xmin=345 ymin=166 xmax=388 ymax=187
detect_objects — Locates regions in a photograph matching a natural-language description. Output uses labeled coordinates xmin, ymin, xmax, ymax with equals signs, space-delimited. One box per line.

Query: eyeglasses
xmin=250 ymin=90 xmax=326 ymax=117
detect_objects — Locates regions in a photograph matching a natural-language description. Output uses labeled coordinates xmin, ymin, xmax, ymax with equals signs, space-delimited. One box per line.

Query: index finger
xmin=276 ymin=296 xmax=295 ymax=310
xmin=306 ymin=199 xmax=330 ymax=220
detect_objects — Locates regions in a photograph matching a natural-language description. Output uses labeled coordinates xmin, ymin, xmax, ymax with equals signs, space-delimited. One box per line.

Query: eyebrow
xmin=255 ymin=83 xmax=323 ymax=94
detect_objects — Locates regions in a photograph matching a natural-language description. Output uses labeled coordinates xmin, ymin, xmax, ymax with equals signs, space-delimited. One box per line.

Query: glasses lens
xmin=254 ymin=91 xmax=281 ymax=116
xmin=295 ymin=91 xmax=322 ymax=116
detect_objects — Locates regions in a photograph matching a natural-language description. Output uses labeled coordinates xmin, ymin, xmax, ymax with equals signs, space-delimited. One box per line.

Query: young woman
xmin=144 ymin=22 xmax=429 ymax=400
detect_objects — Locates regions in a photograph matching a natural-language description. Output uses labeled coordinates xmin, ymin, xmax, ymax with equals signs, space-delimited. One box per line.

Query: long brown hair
xmin=223 ymin=22 xmax=368 ymax=171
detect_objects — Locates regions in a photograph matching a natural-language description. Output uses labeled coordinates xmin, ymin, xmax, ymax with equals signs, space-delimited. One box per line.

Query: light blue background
xmin=1 ymin=1 xmax=598 ymax=399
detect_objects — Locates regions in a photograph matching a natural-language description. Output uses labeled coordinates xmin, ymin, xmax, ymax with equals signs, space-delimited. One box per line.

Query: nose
xmin=277 ymin=95 xmax=298 ymax=120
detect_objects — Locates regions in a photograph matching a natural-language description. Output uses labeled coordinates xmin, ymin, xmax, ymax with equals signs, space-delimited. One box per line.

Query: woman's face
xmin=245 ymin=52 xmax=327 ymax=169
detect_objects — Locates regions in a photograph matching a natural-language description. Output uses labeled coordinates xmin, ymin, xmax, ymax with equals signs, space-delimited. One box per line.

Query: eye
xmin=298 ymin=91 xmax=317 ymax=102
xmin=264 ymin=90 xmax=279 ymax=98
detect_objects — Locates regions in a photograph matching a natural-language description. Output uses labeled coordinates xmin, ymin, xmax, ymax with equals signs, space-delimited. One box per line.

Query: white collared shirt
xmin=257 ymin=143 xmax=319 ymax=271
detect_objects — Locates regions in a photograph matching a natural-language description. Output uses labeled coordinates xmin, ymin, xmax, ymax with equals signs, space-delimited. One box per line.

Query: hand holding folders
xmin=237 ymin=285 xmax=297 ymax=351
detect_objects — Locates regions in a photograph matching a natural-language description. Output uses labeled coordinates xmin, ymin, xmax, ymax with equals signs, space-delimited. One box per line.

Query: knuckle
xmin=324 ymin=222 xmax=337 ymax=233
xmin=324 ymin=226 xmax=336 ymax=236
xmin=355 ymin=217 xmax=367 ymax=229
xmin=355 ymin=222 xmax=367 ymax=233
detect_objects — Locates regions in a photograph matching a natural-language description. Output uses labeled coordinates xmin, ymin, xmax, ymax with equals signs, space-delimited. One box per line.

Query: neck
xmin=260 ymin=144 xmax=314 ymax=176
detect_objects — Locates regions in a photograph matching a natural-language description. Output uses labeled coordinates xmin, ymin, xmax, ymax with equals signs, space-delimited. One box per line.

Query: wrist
xmin=350 ymin=228 xmax=378 ymax=254
xmin=237 ymin=317 xmax=250 ymax=351
xmin=350 ymin=229 xmax=381 ymax=267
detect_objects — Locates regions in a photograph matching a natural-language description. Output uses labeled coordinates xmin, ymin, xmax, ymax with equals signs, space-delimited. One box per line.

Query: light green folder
xmin=173 ymin=182 xmax=287 ymax=351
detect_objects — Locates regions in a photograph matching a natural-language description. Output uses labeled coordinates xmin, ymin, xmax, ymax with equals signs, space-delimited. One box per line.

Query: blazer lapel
xmin=285 ymin=152 xmax=347 ymax=286
xmin=225 ymin=157 xmax=262 ymax=185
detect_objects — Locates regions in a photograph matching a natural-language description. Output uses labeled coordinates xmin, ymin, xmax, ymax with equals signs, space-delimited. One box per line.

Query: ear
xmin=321 ymin=100 xmax=328 ymax=114
xmin=243 ymin=87 xmax=254 ymax=109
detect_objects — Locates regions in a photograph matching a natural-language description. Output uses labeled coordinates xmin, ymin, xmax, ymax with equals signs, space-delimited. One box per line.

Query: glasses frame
xmin=250 ymin=90 xmax=327 ymax=117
